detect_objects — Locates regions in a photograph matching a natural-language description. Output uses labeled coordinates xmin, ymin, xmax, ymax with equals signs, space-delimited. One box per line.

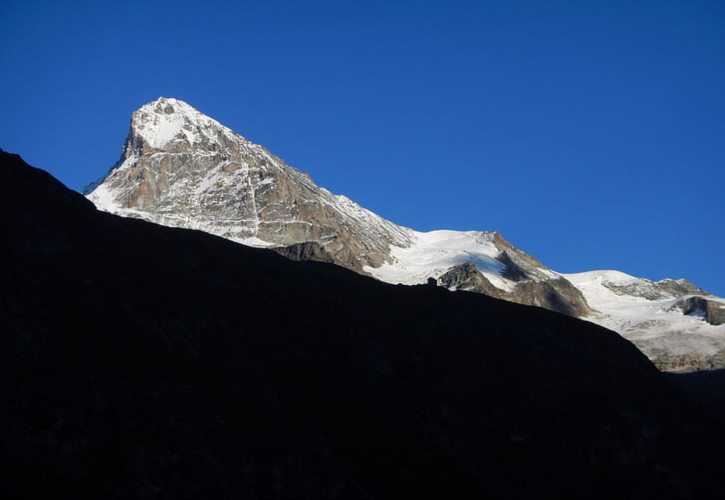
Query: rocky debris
xmin=439 ymin=262 xmax=592 ymax=317
xmin=670 ymin=296 xmax=725 ymax=326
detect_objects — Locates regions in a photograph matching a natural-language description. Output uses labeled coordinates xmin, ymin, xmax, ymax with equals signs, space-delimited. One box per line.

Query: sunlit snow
xmin=367 ymin=229 xmax=517 ymax=291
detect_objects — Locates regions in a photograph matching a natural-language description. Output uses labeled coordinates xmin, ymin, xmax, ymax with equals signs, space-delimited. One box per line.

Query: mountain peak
xmin=130 ymin=97 xmax=240 ymax=150
xmin=86 ymin=98 xmax=412 ymax=268
xmin=158 ymin=95 xmax=190 ymax=105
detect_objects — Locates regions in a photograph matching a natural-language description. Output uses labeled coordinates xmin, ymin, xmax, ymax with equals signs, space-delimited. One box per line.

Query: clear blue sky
xmin=2 ymin=0 xmax=723 ymax=294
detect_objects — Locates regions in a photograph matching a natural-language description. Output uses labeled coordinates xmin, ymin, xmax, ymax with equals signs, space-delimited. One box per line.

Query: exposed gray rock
xmin=670 ymin=296 xmax=725 ymax=326
xmin=438 ymin=262 xmax=592 ymax=317
xmin=490 ymin=232 xmax=544 ymax=263
xmin=438 ymin=262 xmax=505 ymax=297
xmin=491 ymin=232 xmax=549 ymax=279
xmin=603 ymin=278 xmax=710 ymax=300
xmin=509 ymin=278 xmax=593 ymax=317
xmin=495 ymin=250 xmax=530 ymax=281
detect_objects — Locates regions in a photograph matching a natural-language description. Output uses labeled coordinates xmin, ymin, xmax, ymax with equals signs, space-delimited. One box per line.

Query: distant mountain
xmin=85 ymin=98 xmax=725 ymax=370
xmin=565 ymin=271 xmax=725 ymax=371
xmin=4 ymin=149 xmax=725 ymax=498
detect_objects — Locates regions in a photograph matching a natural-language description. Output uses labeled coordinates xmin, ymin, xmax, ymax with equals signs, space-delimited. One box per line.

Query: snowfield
xmin=367 ymin=230 xmax=516 ymax=291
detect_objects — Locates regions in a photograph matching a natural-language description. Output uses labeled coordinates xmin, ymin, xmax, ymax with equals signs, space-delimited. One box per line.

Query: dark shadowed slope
xmin=1 ymin=149 xmax=724 ymax=499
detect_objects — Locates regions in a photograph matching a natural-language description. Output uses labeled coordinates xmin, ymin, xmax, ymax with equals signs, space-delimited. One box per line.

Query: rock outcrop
xmin=439 ymin=262 xmax=592 ymax=317
xmin=438 ymin=262 xmax=506 ymax=297
xmin=603 ymin=277 xmax=710 ymax=301
xmin=670 ymin=296 xmax=725 ymax=326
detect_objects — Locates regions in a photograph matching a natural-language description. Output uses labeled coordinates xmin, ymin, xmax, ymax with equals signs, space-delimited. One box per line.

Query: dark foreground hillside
xmin=1 ymin=150 xmax=723 ymax=499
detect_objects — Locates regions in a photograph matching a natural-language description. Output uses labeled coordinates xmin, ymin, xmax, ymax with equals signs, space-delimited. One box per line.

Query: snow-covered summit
xmin=130 ymin=97 xmax=241 ymax=150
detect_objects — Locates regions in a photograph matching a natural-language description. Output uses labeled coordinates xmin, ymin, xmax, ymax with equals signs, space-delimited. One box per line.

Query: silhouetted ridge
xmin=2 ymin=150 xmax=725 ymax=498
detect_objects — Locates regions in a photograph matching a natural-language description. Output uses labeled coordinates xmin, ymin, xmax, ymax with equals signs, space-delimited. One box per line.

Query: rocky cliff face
xmin=670 ymin=296 xmax=725 ymax=326
xmin=86 ymin=98 xmax=411 ymax=272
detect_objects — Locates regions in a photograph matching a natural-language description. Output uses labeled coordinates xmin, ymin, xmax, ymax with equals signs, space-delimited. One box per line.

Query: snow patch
xmin=367 ymin=229 xmax=516 ymax=291
xmin=139 ymin=112 xmax=186 ymax=148
xmin=87 ymin=181 xmax=121 ymax=213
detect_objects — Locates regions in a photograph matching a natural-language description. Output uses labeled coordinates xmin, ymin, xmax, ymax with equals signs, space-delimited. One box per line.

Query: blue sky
xmin=2 ymin=0 xmax=723 ymax=294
